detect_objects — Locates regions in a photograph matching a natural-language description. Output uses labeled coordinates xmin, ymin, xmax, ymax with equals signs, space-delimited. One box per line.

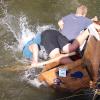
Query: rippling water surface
xmin=0 ymin=0 xmax=100 ymax=100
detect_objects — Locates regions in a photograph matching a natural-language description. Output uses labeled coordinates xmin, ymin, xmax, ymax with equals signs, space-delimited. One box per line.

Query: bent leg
xmin=49 ymin=48 xmax=60 ymax=58
xmin=57 ymin=32 xmax=69 ymax=53
xmin=62 ymin=40 xmax=79 ymax=53
xmin=29 ymin=43 xmax=39 ymax=64
xmin=60 ymin=57 xmax=73 ymax=64
xmin=62 ymin=29 xmax=90 ymax=53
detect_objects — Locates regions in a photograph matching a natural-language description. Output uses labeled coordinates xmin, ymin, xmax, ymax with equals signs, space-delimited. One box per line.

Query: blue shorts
xmin=22 ymin=33 xmax=41 ymax=59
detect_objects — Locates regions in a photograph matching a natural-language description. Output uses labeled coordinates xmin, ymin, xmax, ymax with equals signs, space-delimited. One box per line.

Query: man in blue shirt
xmin=58 ymin=5 xmax=92 ymax=40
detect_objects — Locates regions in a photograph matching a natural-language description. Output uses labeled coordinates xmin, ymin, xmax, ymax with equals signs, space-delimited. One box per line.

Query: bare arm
xmin=76 ymin=29 xmax=89 ymax=45
xmin=30 ymin=52 xmax=76 ymax=68
xmin=58 ymin=20 xmax=64 ymax=30
xmin=29 ymin=44 xmax=39 ymax=66
xmin=91 ymin=16 xmax=98 ymax=21
xmin=63 ymin=29 xmax=90 ymax=53
xmin=63 ymin=22 xmax=100 ymax=54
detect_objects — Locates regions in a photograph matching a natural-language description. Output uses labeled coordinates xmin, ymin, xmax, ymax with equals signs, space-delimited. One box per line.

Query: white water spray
xmin=0 ymin=0 xmax=53 ymax=87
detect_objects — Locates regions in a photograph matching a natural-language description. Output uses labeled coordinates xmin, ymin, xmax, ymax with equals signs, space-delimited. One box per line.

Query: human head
xmin=76 ymin=5 xmax=88 ymax=17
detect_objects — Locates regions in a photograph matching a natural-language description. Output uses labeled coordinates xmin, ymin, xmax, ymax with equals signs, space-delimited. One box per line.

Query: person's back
xmin=58 ymin=5 xmax=92 ymax=40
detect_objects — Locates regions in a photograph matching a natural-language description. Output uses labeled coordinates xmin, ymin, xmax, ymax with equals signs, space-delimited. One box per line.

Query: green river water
xmin=0 ymin=0 xmax=100 ymax=100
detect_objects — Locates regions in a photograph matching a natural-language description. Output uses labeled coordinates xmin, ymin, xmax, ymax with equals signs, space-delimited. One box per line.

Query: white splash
xmin=27 ymin=78 xmax=47 ymax=88
xmin=21 ymin=67 xmax=47 ymax=88
xmin=0 ymin=1 xmax=54 ymax=87
xmin=2 ymin=14 xmax=20 ymax=41
xmin=36 ymin=24 xmax=55 ymax=33
xmin=18 ymin=15 xmax=35 ymax=50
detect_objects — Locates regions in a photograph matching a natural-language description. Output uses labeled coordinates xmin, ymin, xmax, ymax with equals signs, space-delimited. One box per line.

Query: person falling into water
xmin=19 ymin=28 xmax=41 ymax=65
xmin=38 ymin=22 xmax=100 ymax=66
xmin=19 ymin=5 xmax=99 ymax=67
xmin=35 ymin=5 xmax=98 ymax=65
xmin=19 ymin=21 xmax=100 ymax=69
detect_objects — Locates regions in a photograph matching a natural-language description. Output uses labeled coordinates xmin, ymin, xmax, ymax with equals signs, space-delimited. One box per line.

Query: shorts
xmin=40 ymin=29 xmax=69 ymax=54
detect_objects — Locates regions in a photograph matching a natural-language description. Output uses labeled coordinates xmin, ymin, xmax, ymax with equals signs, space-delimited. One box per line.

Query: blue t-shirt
xmin=60 ymin=13 xmax=92 ymax=40
xmin=33 ymin=33 xmax=41 ymax=45
xmin=23 ymin=32 xmax=41 ymax=48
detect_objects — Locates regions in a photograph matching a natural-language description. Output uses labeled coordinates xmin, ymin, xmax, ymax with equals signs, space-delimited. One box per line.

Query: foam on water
xmin=21 ymin=67 xmax=47 ymax=88
xmin=22 ymin=24 xmax=55 ymax=88
xmin=36 ymin=24 xmax=55 ymax=33
xmin=0 ymin=0 xmax=54 ymax=87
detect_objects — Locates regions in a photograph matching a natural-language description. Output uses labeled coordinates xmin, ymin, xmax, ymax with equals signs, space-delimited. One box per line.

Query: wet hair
xmin=76 ymin=5 xmax=88 ymax=16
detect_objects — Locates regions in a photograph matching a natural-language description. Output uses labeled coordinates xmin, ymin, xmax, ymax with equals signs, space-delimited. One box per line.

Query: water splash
xmin=0 ymin=0 xmax=34 ymax=63
xmin=0 ymin=0 xmax=20 ymax=41
xmin=0 ymin=1 xmax=29 ymax=64
xmin=18 ymin=14 xmax=35 ymax=50
xmin=0 ymin=6 xmax=55 ymax=65
xmin=36 ymin=24 xmax=56 ymax=33
xmin=21 ymin=67 xmax=47 ymax=88
xmin=0 ymin=0 xmax=55 ymax=87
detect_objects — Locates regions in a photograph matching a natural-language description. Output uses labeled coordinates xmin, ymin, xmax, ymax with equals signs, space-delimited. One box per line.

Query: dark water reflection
xmin=0 ymin=0 xmax=100 ymax=100
xmin=6 ymin=0 xmax=100 ymax=25
xmin=0 ymin=68 xmax=56 ymax=100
